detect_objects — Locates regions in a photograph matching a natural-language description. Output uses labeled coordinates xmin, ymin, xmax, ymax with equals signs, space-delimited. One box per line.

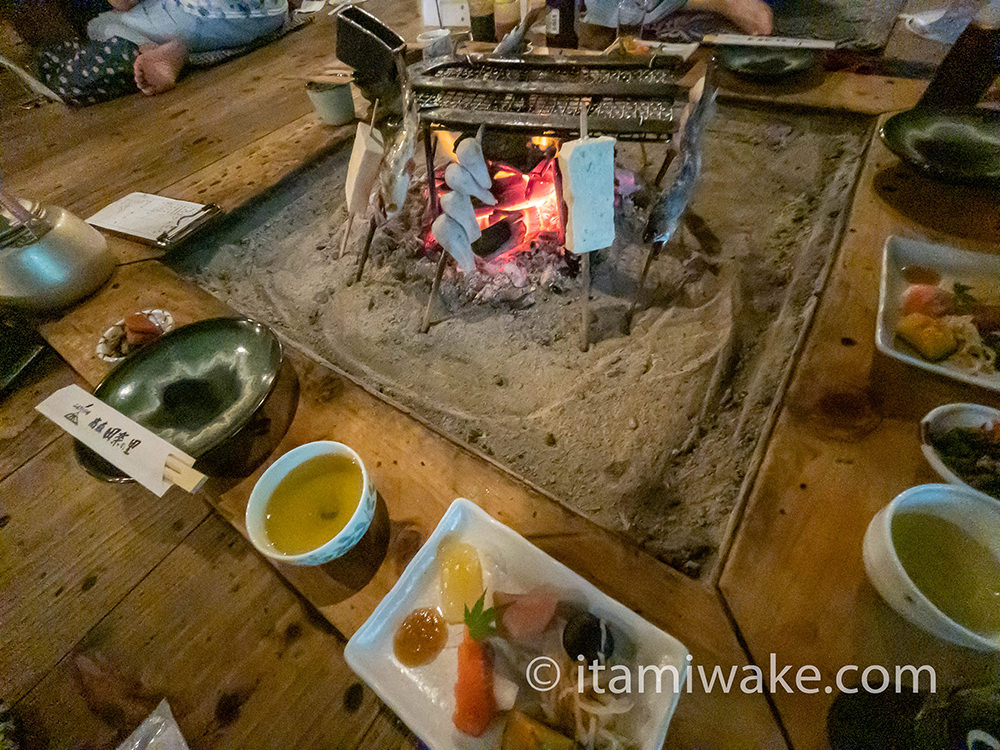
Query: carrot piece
xmin=453 ymin=627 xmax=498 ymax=737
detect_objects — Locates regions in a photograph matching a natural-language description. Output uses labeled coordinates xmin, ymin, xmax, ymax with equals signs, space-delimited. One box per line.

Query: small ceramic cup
xmin=306 ymin=80 xmax=356 ymax=126
xmin=863 ymin=483 xmax=1000 ymax=651
xmin=417 ymin=28 xmax=453 ymax=60
xmin=246 ymin=440 xmax=376 ymax=566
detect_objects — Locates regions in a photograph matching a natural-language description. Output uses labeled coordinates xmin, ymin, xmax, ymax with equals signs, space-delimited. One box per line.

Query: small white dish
xmin=245 ymin=440 xmax=375 ymax=566
xmin=96 ymin=308 xmax=173 ymax=363
xmin=875 ymin=235 xmax=1000 ymax=393
xmin=920 ymin=402 xmax=1000 ymax=501
xmin=345 ymin=498 xmax=689 ymax=750
xmin=863 ymin=483 xmax=1000 ymax=652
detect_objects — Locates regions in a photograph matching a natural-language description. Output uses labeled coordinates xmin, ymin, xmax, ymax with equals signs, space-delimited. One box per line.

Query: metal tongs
xmin=0 ymin=169 xmax=48 ymax=245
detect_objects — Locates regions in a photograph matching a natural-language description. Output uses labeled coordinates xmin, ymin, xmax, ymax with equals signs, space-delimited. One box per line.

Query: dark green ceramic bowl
xmin=716 ymin=45 xmax=819 ymax=80
xmin=880 ymin=107 xmax=1000 ymax=185
xmin=76 ymin=317 xmax=298 ymax=481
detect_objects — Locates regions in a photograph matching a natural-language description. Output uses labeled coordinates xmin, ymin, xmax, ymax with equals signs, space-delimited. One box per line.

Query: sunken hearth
xmin=175 ymin=103 xmax=872 ymax=577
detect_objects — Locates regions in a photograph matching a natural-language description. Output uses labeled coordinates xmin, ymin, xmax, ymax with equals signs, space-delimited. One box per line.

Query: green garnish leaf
xmin=954 ymin=282 xmax=977 ymax=312
xmin=463 ymin=590 xmax=497 ymax=641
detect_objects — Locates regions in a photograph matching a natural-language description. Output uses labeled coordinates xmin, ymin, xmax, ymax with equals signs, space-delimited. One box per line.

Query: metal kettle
xmin=0 ymin=197 xmax=115 ymax=313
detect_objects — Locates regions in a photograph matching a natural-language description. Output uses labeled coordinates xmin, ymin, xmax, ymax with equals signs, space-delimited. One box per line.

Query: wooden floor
xmin=1 ymin=6 xmax=423 ymax=748
xmin=3 ymin=1 xmax=997 ymax=749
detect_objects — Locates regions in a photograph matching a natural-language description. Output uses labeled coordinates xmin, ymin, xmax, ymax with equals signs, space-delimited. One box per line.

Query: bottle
xmin=470 ymin=0 xmax=497 ymax=41
xmin=546 ymin=0 xmax=577 ymax=48
xmin=494 ymin=0 xmax=520 ymax=39
xmin=918 ymin=1 xmax=1000 ymax=108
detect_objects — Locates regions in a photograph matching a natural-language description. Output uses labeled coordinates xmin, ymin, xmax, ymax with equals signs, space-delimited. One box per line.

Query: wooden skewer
xmin=163 ymin=454 xmax=207 ymax=493
xmin=338 ymin=212 xmax=355 ymax=259
xmin=353 ymin=214 xmax=378 ymax=284
xmin=421 ymin=250 xmax=449 ymax=333
xmin=577 ymin=102 xmax=593 ymax=352
xmin=625 ymin=241 xmax=658 ymax=334
xmin=580 ymin=251 xmax=591 ymax=352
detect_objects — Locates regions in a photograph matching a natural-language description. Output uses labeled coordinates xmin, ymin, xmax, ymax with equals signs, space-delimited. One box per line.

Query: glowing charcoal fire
xmin=427 ymin=143 xmax=563 ymax=273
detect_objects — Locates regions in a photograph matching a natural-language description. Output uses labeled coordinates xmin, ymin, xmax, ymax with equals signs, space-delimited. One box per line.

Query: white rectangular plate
xmin=345 ymin=498 xmax=689 ymax=749
xmin=876 ymin=235 xmax=1000 ymax=393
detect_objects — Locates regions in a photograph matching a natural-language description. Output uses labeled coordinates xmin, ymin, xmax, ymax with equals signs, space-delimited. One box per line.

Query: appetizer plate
xmin=880 ymin=107 xmax=1000 ymax=185
xmin=876 ymin=235 xmax=1000 ymax=393
xmin=345 ymin=498 xmax=689 ymax=750
xmin=920 ymin=402 xmax=1000 ymax=501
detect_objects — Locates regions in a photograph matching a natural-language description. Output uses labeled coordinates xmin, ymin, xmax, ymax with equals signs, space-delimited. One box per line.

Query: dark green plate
xmin=716 ymin=45 xmax=819 ymax=80
xmin=86 ymin=317 xmax=282 ymax=459
xmin=880 ymin=107 xmax=1000 ymax=185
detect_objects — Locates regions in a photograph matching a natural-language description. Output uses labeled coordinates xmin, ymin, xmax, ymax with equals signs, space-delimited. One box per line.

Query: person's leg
xmin=685 ymin=0 xmax=773 ymax=35
xmin=130 ymin=7 xmax=287 ymax=95
xmin=36 ymin=36 xmax=140 ymax=105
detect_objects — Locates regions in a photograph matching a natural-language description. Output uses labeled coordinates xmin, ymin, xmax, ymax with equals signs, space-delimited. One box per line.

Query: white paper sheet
xmin=87 ymin=192 xmax=211 ymax=244
xmin=36 ymin=385 xmax=195 ymax=497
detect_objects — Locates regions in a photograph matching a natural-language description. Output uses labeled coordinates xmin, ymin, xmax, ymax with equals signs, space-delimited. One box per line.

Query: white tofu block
xmin=345 ymin=122 xmax=385 ymax=215
xmin=558 ymin=135 xmax=615 ymax=254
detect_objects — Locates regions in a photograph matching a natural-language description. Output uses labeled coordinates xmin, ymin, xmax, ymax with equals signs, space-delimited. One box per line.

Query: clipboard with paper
xmin=87 ymin=192 xmax=222 ymax=249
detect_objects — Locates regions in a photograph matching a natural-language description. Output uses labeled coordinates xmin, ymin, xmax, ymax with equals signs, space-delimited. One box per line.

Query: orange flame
xmin=435 ymin=130 xmax=460 ymax=161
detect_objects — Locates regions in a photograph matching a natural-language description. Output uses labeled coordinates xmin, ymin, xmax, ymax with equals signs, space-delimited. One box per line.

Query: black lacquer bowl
xmin=880 ymin=107 xmax=1000 ymax=185
xmin=76 ymin=317 xmax=298 ymax=482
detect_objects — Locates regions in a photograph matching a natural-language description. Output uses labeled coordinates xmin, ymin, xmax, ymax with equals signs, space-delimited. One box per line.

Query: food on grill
xmin=432 ymin=212 xmax=476 ymax=273
xmin=558 ymin=135 xmax=616 ymax=253
xmin=445 ymin=162 xmax=497 ymax=206
xmin=456 ymin=136 xmax=491 ymax=190
xmin=440 ymin=191 xmax=482 ymax=242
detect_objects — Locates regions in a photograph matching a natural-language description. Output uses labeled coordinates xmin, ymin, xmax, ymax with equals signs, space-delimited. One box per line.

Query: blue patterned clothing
xmin=87 ymin=0 xmax=287 ymax=51
xmin=174 ymin=0 xmax=288 ymax=19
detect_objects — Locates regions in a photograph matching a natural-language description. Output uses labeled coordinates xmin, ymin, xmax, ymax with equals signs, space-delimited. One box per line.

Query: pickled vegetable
xmin=897 ymin=312 xmax=958 ymax=362
xmin=501 ymin=711 xmax=575 ymax=750
xmin=438 ymin=536 xmax=484 ymax=623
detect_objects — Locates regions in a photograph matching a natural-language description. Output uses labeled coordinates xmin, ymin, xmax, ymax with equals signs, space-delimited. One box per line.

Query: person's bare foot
xmin=688 ymin=0 xmax=773 ymax=35
xmin=133 ymin=38 xmax=188 ymax=96
xmin=717 ymin=0 xmax=773 ymax=35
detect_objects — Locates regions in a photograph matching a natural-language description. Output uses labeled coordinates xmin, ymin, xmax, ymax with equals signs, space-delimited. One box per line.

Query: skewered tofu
xmin=345 ymin=122 xmax=385 ymax=215
xmin=557 ymin=135 xmax=615 ymax=253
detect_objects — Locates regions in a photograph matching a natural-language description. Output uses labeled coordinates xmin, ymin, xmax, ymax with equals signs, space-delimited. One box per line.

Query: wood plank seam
xmin=9 ymin=508 xmax=214 ymax=709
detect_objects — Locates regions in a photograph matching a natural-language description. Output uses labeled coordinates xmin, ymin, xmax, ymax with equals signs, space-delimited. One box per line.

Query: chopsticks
xmin=163 ymin=455 xmax=208 ymax=493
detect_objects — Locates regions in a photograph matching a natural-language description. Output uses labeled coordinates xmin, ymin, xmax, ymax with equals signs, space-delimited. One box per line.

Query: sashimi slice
xmin=495 ymin=588 xmax=559 ymax=641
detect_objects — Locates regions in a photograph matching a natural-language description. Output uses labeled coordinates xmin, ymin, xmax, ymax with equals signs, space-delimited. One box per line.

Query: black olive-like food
xmin=562 ymin=612 xmax=614 ymax=664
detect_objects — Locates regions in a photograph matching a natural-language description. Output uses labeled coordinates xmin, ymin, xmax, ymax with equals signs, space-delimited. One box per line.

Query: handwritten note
xmin=36 ymin=385 xmax=196 ymax=497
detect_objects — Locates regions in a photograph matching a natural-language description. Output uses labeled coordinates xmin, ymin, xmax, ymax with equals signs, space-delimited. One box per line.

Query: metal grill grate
xmin=410 ymin=55 xmax=693 ymax=141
